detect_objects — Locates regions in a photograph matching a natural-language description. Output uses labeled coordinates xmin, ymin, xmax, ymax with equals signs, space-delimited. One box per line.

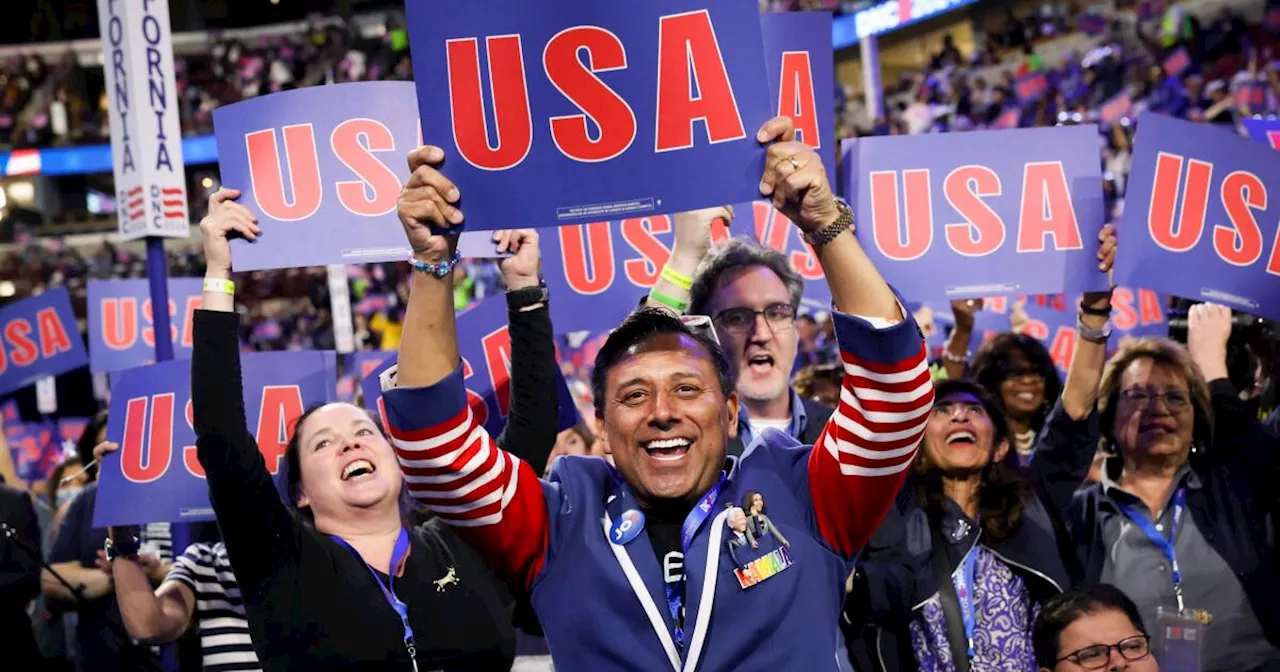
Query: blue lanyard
xmin=1115 ymin=487 xmax=1187 ymax=612
xmin=664 ymin=475 xmax=725 ymax=651
xmin=951 ymin=545 xmax=979 ymax=660
xmin=330 ymin=528 xmax=418 ymax=670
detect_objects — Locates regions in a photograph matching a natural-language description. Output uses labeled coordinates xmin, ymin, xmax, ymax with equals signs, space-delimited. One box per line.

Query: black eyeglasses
xmin=1119 ymin=388 xmax=1191 ymax=411
xmin=1058 ymin=635 xmax=1151 ymax=669
xmin=713 ymin=303 xmax=796 ymax=333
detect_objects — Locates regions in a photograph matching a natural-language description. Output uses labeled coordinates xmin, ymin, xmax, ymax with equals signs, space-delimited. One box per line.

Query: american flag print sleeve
xmin=379 ymin=365 xmax=550 ymax=592
xmin=808 ymin=311 xmax=934 ymax=559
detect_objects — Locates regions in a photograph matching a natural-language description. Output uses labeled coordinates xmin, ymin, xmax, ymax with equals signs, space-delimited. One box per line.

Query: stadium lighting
xmin=7 ymin=181 xmax=33 ymax=205
xmin=201 ymin=176 xmax=215 ymax=189
xmin=0 ymin=281 xmax=14 ymax=298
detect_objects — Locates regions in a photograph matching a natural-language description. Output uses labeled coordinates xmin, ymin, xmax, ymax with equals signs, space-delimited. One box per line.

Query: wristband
xmin=202 ymin=278 xmax=235 ymax=295
xmin=660 ymin=265 xmax=694 ymax=291
xmin=649 ymin=289 xmax=689 ymax=313
xmin=1079 ymin=302 xmax=1112 ymax=317
xmin=408 ymin=251 xmax=462 ymax=279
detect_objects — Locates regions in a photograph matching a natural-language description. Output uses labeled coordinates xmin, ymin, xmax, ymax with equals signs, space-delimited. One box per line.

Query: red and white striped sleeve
xmin=808 ymin=311 xmax=934 ymax=558
xmin=379 ymin=365 xmax=549 ymax=591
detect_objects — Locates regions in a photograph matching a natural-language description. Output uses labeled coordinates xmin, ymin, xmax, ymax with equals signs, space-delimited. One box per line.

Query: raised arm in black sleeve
xmin=191 ymin=309 xmax=299 ymax=591
xmin=494 ymin=299 xmax=561 ymax=475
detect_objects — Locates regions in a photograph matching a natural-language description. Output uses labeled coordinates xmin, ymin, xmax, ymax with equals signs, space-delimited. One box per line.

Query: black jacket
xmin=843 ymin=403 xmax=1097 ymax=671
xmin=1067 ymin=379 xmax=1280 ymax=648
xmin=0 ymin=483 xmax=42 ymax=667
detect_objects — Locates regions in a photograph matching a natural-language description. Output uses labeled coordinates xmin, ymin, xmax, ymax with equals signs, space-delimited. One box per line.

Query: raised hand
xmin=398 ymin=146 xmax=463 ymax=263
xmin=949 ymin=298 xmax=984 ymax=332
xmin=494 ymin=229 xmax=541 ymax=291
xmin=1187 ymin=302 xmax=1232 ymax=374
xmin=671 ymin=205 xmax=734 ymax=266
xmin=757 ymin=116 xmax=840 ymax=234
xmin=1082 ymin=224 xmax=1117 ymax=312
xmin=198 ymin=188 xmax=259 ymax=278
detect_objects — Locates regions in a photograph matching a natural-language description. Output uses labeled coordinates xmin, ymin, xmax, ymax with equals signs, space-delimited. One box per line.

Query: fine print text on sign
xmin=405 ymin=0 xmax=773 ymax=231
xmin=0 ymin=287 xmax=88 ymax=398
xmin=86 ymin=278 xmax=204 ymax=373
xmin=361 ymin=297 xmax=579 ymax=437
xmin=853 ymin=124 xmax=1108 ymax=301
xmin=214 ymin=81 xmax=505 ymax=271
xmin=1117 ymin=114 xmax=1280 ymax=320
xmin=94 ymin=351 xmax=338 ymax=526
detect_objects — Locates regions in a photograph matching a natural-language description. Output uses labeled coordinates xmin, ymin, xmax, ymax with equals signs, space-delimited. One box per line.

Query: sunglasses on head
xmin=681 ymin=314 xmax=721 ymax=349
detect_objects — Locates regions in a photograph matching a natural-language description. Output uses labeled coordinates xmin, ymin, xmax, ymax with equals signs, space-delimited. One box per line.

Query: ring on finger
xmin=788 ymin=157 xmax=800 ymax=171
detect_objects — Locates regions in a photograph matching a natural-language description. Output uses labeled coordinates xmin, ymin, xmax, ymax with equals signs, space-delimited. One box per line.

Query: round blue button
xmin=610 ymin=509 xmax=645 ymax=545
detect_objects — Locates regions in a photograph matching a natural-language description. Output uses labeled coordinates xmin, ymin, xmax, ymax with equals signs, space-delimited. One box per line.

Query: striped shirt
xmin=162 ymin=542 xmax=261 ymax=672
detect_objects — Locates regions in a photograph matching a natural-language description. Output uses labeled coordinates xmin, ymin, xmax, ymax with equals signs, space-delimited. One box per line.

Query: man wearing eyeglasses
xmin=645 ymin=216 xmax=831 ymax=457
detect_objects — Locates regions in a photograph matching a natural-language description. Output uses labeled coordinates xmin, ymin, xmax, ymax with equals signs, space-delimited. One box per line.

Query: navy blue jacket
xmin=844 ymin=403 xmax=1097 ymax=671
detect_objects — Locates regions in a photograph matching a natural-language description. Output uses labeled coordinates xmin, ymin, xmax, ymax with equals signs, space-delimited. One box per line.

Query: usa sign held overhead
xmin=94 ymin=351 xmax=337 ymax=526
xmin=853 ymin=125 xmax=1108 ymax=301
xmin=86 ymin=278 xmax=204 ymax=373
xmin=543 ymin=201 xmax=831 ymax=332
xmin=405 ymin=0 xmax=773 ymax=231
xmin=0 ymin=287 xmax=88 ymax=398
xmin=1117 ymin=114 xmax=1280 ymax=320
xmin=96 ymin=0 xmax=188 ymax=241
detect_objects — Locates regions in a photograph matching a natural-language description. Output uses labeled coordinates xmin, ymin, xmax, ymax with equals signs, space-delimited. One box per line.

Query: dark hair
xmin=741 ymin=490 xmax=765 ymax=513
xmin=46 ymin=456 xmax=85 ymax=507
xmin=73 ymin=410 xmax=109 ymax=482
xmin=590 ymin=308 xmax=736 ymax=418
xmin=912 ymin=380 xmax=1030 ymax=545
xmin=688 ymin=237 xmax=803 ymax=317
xmin=970 ymin=333 xmax=1062 ymax=433
xmin=276 ymin=402 xmax=422 ymax=526
xmin=1033 ymin=584 xmax=1147 ymax=667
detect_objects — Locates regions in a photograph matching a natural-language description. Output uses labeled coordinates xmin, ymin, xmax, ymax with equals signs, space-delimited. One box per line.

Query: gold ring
xmin=788 ymin=157 xmax=800 ymax=171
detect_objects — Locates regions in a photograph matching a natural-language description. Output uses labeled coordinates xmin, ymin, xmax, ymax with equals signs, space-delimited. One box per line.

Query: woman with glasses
xmin=1033 ymin=584 xmax=1156 ymax=671
xmin=1067 ymin=304 xmax=1280 ymax=671
xmin=970 ymin=333 xmax=1063 ymax=465
xmin=842 ymin=228 xmax=1117 ymax=672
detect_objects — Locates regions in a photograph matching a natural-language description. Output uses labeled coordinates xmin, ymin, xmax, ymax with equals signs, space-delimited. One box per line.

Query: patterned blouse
xmin=908 ymin=546 xmax=1039 ymax=671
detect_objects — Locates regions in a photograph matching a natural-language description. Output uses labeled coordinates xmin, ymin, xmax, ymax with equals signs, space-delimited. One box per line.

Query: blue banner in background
xmin=0 ymin=135 xmax=216 ymax=177
xmin=406 ymin=0 xmax=773 ymax=231
xmin=94 ymin=351 xmax=337 ymax=527
xmin=0 ymin=287 xmax=88 ymax=397
xmin=86 ymin=278 xmax=205 ymax=373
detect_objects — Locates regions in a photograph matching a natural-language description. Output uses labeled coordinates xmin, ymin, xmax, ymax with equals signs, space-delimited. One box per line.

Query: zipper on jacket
xmin=986 ymin=547 xmax=1063 ymax=593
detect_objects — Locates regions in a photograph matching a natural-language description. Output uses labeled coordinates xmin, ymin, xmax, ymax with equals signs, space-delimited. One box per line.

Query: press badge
xmin=1156 ymin=606 xmax=1204 ymax=672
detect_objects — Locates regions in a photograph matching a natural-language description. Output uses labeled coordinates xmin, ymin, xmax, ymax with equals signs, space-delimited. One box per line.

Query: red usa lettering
xmin=446 ymin=10 xmax=745 ymax=170
xmin=1147 ymin=152 xmax=1277 ymax=273
xmin=869 ymin=163 xmax=1083 ymax=261
xmin=123 ymin=386 xmax=304 ymax=482
xmin=0 ymin=310 xmax=73 ymax=376
xmin=1110 ymin=288 xmax=1164 ymax=331
xmin=100 ymin=296 xmax=202 ymax=350
xmin=557 ymin=206 xmax=818 ymax=295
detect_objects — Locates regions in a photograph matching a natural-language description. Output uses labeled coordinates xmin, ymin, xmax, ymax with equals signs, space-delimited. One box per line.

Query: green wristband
xmin=649 ymin=289 xmax=689 ymax=313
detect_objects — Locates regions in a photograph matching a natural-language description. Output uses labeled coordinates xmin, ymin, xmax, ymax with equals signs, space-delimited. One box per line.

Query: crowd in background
xmin=0 ymin=0 xmax=1272 ymax=356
